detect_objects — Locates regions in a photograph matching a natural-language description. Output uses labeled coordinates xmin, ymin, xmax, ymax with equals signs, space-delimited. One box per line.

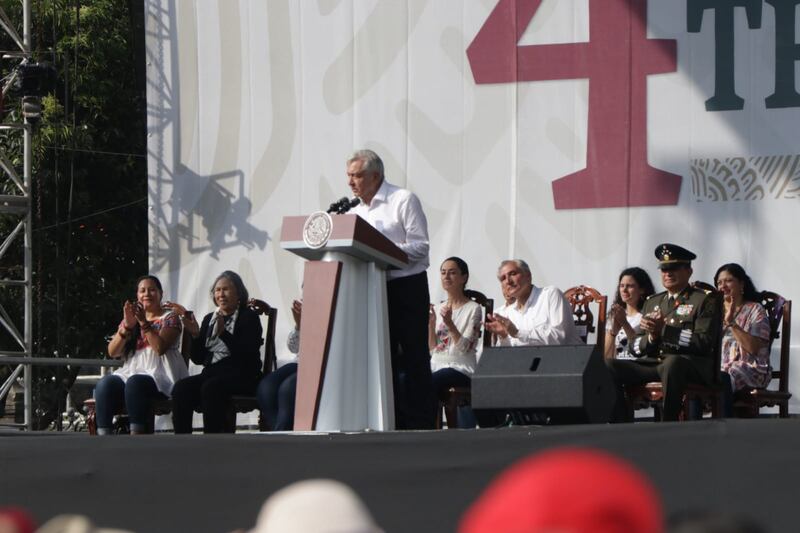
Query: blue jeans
xmin=94 ymin=374 xmax=165 ymax=433
xmin=256 ymin=363 xmax=298 ymax=431
xmin=432 ymin=368 xmax=477 ymax=429
xmin=688 ymin=372 xmax=734 ymax=419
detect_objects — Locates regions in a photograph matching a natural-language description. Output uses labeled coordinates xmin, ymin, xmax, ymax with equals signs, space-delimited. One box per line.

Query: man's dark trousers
xmin=387 ymin=271 xmax=436 ymax=430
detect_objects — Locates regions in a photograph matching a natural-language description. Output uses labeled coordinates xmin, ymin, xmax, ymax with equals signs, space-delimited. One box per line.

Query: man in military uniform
xmin=605 ymin=243 xmax=722 ymax=422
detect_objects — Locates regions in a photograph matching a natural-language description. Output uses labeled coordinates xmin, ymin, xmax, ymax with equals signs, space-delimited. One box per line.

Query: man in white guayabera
xmin=485 ymin=259 xmax=582 ymax=347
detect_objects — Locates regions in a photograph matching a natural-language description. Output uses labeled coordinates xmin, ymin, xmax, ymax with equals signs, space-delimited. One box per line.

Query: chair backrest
xmin=759 ymin=291 xmax=792 ymax=393
xmin=692 ymin=281 xmax=725 ymax=386
xmin=464 ymin=289 xmax=494 ymax=349
xmin=179 ymin=326 xmax=192 ymax=365
xmin=693 ymin=280 xmax=716 ymax=293
xmin=249 ymin=299 xmax=278 ymax=375
xmin=563 ymin=285 xmax=607 ymax=353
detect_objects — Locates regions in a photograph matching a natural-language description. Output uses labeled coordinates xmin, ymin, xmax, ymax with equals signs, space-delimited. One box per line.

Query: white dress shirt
xmin=494 ymin=285 xmax=583 ymax=346
xmin=350 ymin=180 xmax=430 ymax=280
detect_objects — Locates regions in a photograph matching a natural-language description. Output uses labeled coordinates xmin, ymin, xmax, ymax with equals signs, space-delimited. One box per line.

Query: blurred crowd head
xmin=458 ymin=448 xmax=664 ymax=533
xmin=249 ymin=479 xmax=383 ymax=533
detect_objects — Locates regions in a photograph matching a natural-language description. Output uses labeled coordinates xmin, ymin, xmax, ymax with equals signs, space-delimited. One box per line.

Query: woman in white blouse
xmin=97 ymin=275 xmax=188 ymax=434
xmin=428 ymin=257 xmax=482 ymax=426
xmin=604 ymin=267 xmax=655 ymax=360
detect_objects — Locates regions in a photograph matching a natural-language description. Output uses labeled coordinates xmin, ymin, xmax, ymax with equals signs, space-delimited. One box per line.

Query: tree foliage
xmin=0 ymin=0 xmax=147 ymax=428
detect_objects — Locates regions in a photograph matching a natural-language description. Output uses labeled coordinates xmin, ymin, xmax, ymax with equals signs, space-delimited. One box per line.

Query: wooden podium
xmin=280 ymin=214 xmax=407 ymax=431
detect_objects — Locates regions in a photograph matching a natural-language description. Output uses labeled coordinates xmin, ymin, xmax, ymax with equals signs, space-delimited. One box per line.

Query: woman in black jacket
xmin=170 ymin=271 xmax=263 ymax=433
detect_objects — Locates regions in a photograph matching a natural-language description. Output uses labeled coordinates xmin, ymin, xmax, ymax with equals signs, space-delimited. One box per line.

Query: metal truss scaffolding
xmin=0 ymin=0 xmax=32 ymax=430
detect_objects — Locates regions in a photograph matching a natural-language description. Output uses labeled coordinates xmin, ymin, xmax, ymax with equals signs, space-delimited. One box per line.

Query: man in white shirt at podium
xmin=347 ymin=149 xmax=436 ymax=430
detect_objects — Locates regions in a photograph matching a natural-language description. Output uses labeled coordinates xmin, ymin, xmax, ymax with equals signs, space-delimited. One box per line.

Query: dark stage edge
xmin=1 ymin=419 xmax=797 ymax=533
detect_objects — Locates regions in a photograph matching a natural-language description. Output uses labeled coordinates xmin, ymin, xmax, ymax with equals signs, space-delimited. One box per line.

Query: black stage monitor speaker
xmin=472 ymin=344 xmax=615 ymax=424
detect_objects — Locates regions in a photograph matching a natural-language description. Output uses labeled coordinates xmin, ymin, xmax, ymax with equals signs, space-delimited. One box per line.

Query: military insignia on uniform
xmin=676 ymin=304 xmax=694 ymax=316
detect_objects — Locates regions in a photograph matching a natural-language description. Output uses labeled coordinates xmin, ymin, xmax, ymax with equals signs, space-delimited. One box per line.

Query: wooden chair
xmin=733 ymin=292 xmax=792 ymax=418
xmin=85 ymin=300 xmax=277 ymax=434
xmin=85 ymin=323 xmax=194 ymax=435
xmin=436 ymin=289 xmax=493 ymax=429
xmin=693 ymin=281 xmax=716 ymax=293
xmin=626 ymin=281 xmax=724 ymax=420
xmin=564 ymin=285 xmax=607 ymax=354
xmin=465 ymin=290 xmax=494 ymax=350
xmin=85 ymin=391 xmax=178 ymax=435
xmin=227 ymin=299 xmax=277 ymax=431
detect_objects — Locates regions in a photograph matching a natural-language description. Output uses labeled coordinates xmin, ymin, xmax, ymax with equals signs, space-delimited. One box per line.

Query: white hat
xmin=251 ymin=479 xmax=384 ymax=533
xmin=36 ymin=515 xmax=134 ymax=533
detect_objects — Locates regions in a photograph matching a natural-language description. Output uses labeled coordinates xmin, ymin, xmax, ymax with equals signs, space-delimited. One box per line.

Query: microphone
xmin=338 ymin=197 xmax=361 ymax=214
xmin=326 ymin=197 xmax=349 ymax=214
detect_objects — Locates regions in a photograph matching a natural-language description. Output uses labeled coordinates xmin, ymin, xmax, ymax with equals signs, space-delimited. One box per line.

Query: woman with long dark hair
xmin=714 ymin=263 xmax=771 ymax=392
xmin=604 ymin=267 xmax=656 ymax=359
xmin=95 ymin=275 xmax=188 ymax=434
xmin=171 ymin=271 xmax=263 ymax=433
xmin=428 ymin=257 xmax=483 ymax=427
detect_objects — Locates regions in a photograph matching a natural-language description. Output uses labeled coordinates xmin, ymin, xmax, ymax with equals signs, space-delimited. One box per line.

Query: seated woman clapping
xmin=428 ymin=257 xmax=482 ymax=427
xmin=171 ymin=271 xmax=263 ymax=433
xmin=95 ymin=275 xmax=188 ymax=435
xmin=256 ymin=299 xmax=301 ymax=431
xmin=715 ymin=263 xmax=772 ymax=415
xmin=604 ymin=267 xmax=655 ymax=360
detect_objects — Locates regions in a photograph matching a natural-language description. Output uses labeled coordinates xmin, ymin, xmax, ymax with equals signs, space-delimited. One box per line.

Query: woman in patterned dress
xmin=714 ymin=263 xmax=772 ymax=416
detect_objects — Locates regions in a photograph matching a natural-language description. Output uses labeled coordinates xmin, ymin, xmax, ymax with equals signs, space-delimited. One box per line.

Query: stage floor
xmin=1 ymin=419 xmax=797 ymax=533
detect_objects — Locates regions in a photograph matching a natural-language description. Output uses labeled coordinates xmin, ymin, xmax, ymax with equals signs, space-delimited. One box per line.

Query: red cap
xmin=0 ymin=507 xmax=37 ymax=533
xmin=458 ymin=448 xmax=663 ymax=533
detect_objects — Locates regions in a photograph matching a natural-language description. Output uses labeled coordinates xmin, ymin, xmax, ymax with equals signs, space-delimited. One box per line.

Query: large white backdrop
xmin=146 ymin=0 xmax=800 ymax=410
